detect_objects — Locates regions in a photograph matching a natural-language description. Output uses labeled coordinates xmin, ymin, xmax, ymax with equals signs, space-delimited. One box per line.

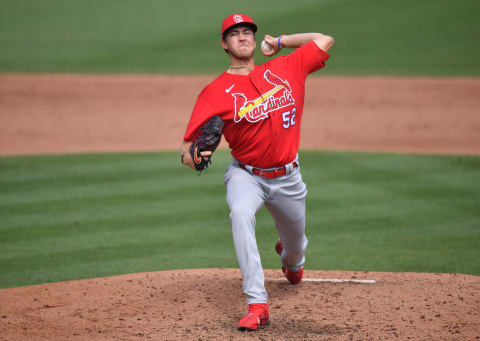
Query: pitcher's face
xmin=222 ymin=26 xmax=256 ymax=60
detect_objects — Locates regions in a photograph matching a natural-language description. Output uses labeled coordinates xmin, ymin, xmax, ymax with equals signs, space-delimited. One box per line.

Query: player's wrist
xmin=277 ymin=35 xmax=286 ymax=49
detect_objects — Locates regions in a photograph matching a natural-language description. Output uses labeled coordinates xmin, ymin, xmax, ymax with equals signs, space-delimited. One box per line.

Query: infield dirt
xmin=1 ymin=74 xmax=479 ymax=156
xmin=0 ymin=74 xmax=479 ymax=340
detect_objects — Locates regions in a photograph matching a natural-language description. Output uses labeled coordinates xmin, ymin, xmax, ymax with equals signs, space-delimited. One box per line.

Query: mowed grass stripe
xmin=0 ymin=152 xmax=225 ymax=199
xmin=0 ymin=184 xmax=226 ymax=217
xmin=1 ymin=231 xmax=237 ymax=288
xmin=0 ymin=152 xmax=230 ymax=230
xmin=1 ymin=213 xmax=230 ymax=264
xmin=1 ymin=151 xmax=479 ymax=288
xmin=1 ymin=204 xmax=229 ymax=245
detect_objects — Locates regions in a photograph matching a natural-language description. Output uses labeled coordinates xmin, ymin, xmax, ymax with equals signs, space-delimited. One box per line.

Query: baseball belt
xmin=238 ymin=161 xmax=298 ymax=179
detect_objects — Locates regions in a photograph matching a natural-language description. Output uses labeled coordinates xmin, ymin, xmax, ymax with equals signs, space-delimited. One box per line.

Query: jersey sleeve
xmin=285 ymin=41 xmax=330 ymax=80
xmin=183 ymin=88 xmax=215 ymax=142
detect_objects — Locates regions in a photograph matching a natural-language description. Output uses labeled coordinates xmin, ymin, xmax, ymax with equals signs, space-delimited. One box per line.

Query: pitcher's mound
xmin=1 ymin=268 xmax=479 ymax=340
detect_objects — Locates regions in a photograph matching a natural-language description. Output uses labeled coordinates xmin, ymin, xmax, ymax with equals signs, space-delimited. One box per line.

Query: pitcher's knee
xmin=230 ymin=204 xmax=256 ymax=225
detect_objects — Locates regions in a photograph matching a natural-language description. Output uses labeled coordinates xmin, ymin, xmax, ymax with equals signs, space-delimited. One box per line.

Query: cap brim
xmin=222 ymin=22 xmax=257 ymax=37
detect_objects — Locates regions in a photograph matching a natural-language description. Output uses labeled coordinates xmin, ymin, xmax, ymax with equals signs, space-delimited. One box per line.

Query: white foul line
xmin=265 ymin=277 xmax=376 ymax=284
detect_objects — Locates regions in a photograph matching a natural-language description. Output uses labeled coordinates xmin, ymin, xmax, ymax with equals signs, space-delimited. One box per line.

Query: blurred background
xmin=0 ymin=0 xmax=479 ymax=75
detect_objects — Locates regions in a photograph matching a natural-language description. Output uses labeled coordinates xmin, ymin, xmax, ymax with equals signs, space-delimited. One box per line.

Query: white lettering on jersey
xmin=232 ymin=70 xmax=295 ymax=123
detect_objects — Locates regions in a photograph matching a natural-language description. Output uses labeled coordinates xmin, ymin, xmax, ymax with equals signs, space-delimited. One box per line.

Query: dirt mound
xmin=1 ymin=269 xmax=479 ymax=340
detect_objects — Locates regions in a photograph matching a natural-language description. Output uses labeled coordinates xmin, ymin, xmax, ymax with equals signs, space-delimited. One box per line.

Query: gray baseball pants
xmin=224 ymin=157 xmax=308 ymax=304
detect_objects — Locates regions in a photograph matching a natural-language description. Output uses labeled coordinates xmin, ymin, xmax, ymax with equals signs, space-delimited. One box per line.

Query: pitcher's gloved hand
xmin=188 ymin=116 xmax=224 ymax=172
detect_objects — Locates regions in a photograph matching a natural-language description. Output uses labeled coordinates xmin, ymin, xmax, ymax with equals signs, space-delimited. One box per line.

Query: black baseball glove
xmin=189 ymin=116 xmax=224 ymax=172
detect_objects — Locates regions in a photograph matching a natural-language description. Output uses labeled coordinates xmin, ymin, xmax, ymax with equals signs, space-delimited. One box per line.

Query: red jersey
xmin=184 ymin=41 xmax=330 ymax=169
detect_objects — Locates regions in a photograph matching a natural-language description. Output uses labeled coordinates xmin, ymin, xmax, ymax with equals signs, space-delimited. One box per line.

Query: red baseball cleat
xmin=276 ymin=239 xmax=304 ymax=284
xmin=282 ymin=266 xmax=304 ymax=285
xmin=238 ymin=303 xmax=270 ymax=331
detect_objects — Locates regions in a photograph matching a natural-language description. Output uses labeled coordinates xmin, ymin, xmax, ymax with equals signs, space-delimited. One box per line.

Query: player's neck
xmin=227 ymin=59 xmax=255 ymax=75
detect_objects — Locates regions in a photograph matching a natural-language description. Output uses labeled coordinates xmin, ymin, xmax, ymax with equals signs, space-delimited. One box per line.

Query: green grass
xmin=0 ymin=0 xmax=479 ymax=75
xmin=1 ymin=151 xmax=479 ymax=288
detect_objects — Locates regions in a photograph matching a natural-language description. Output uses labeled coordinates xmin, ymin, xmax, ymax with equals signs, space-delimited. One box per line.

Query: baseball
xmin=261 ymin=40 xmax=273 ymax=53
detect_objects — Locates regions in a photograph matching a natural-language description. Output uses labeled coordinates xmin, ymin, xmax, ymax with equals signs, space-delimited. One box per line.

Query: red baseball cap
xmin=221 ymin=13 xmax=257 ymax=37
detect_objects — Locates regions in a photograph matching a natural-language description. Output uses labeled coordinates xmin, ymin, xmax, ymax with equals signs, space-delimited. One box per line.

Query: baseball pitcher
xmin=180 ymin=13 xmax=334 ymax=331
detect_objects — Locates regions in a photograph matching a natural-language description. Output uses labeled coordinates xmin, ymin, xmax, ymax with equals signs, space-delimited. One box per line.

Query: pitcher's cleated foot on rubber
xmin=275 ymin=240 xmax=304 ymax=284
xmin=282 ymin=266 xmax=304 ymax=285
xmin=238 ymin=303 xmax=270 ymax=331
